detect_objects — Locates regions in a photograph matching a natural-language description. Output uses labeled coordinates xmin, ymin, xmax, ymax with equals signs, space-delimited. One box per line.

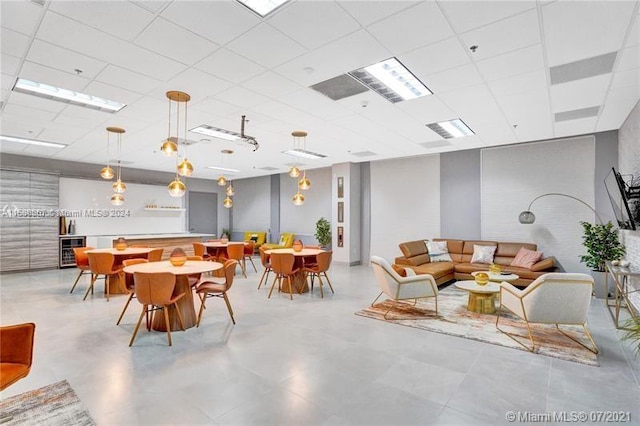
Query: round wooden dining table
xmin=264 ymin=248 xmax=324 ymax=294
xmin=202 ymin=241 xmax=247 ymax=259
xmin=85 ymin=247 xmax=155 ymax=294
xmin=123 ymin=260 xmax=222 ymax=331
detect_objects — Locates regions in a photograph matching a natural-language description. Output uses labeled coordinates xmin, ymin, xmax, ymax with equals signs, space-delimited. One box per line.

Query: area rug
xmin=355 ymin=286 xmax=599 ymax=366
xmin=0 ymin=380 xmax=95 ymax=425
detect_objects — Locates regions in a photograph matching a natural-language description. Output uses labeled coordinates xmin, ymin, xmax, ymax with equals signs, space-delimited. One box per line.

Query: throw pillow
xmin=279 ymin=235 xmax=287 ymax=246
xmin=471 ymin=244 xmax=497 ymax=264
xmin=427 ymin=241 xmax=452 ymax=262
xmin=511 ymin=247 xmax=543 ymax=269
xmin=391 ymin=264 xmax=407 ymax=277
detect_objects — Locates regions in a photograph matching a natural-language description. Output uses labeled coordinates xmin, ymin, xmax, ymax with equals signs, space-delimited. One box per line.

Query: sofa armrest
xmin=394 ymin=257 xmax=411 ymax=266
xmin=531 ymin=257 xmax=554 ymax=272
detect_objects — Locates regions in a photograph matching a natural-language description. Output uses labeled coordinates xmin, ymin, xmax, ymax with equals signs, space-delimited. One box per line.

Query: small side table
xmin=454 ymin=280 xmax=500 ymax=314
xmin=605 ymin=261 xmax=639 ymax=329
xmin=472 ymin=271 xmax=519 ymax=282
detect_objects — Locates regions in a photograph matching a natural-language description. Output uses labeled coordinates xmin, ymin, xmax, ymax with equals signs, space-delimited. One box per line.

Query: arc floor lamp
xmin=518 ymin=192 xmax=604 ymax=225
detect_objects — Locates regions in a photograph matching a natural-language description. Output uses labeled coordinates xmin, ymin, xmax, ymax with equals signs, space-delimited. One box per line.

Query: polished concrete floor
xmin=1 ymin=261 xmax=639 ymax=425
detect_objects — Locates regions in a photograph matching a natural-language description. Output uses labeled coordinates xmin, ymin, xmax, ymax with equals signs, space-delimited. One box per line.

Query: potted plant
xmin=622 ymin=317 xmax=640 ymax=356
xmin=579 ymin=221 xmax=626 ymax=298
xmin=221 ymin=228 xmax=231 ymax=242
xmin=314 ymin=217 xmax=331 ymax=249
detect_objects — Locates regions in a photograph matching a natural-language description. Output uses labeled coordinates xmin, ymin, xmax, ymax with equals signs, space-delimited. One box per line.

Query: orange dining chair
xmin=147 ymin=248 xmax=164 ymax=262
xmin=85 ymin=252 xmax=123 ymax=302
xmin=116 ymin=258 xmax=148 ymax=325
xmin=225 ymin=243 xmax=245 ymax=278
xmin=0 ymin=322 xmax=35 ymax=391
xmin=129 ymin=272 xmax=185 ymax=347
xmin=302 ymin=251 xmax=335 ymax=298
xmin=69 ymin=246 xmax=94 ymax=294
xmin=243 ymin=240 xmax=257 ymax=273
xmin=268 ymin=252 xmax=301 ymax=300
xmin=193 ymin=242 xmax=212 ymax=261
xmin=195 ymin=259 xmax=238 ymax=326
xmin=257 ymin=246 xmax=272 ymax=290
xmin=301 ymin=245 xmax=321 ymax=268
xmin=186 ymin=255 xmax=203 ymax=287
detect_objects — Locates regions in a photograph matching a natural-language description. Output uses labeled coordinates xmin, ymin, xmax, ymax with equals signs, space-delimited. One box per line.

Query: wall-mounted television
xmin=604 ymin=167 xmax=639 ymax=230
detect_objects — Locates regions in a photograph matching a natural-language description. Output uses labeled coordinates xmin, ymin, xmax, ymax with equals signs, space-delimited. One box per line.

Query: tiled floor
xmin=1 ymin=262 xmax=639 ymax=425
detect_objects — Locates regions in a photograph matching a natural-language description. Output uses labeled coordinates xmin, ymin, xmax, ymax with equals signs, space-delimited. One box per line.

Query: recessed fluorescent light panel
xmin=0 ymin=135 xmax=66 ymax=148
xmin=282 ymin=149 xmax=327 ymax=160
xmin=349 ymin=57 xmax=431 ymax=103
xmin=237 ymin=0 xmax=289 ymax=17
xmin=13 ymin=78 xmax=126 ymax=113
xmin=426 ymin=119 xmax=474 ymax=139
xmin=190 ymin=125 xmax=240 ymax=141
xmin=206 ymin=166 xmax=240 ymax=173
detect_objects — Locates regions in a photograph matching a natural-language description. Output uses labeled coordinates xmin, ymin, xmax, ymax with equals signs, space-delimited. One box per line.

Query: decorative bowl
xmin=489 ymin=263 xmax=502 ymax=274
xmin=475 ymin=272 xmax=489 ymax=286
xmin=292 ymin=240 xmax=303 ymax=252
xmin=169 ymin=256 xmax=187 ymax=267
xmin=115 ymin=237 xmax=127 ymax=251
xmin=220 ymin=238 xmax=229 ymax=244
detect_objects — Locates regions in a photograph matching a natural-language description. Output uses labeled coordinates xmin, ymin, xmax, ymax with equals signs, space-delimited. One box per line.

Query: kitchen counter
xmin=94 ymin=233 xmax=215 ymax=258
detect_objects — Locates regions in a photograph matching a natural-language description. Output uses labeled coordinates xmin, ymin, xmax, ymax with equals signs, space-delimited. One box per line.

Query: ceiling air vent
xmin=554 ymin=106 xmax=600 ymax=122
xmin=550 ymin=52 xmax=617 ymax=85
xmin=350 ymin=151 xmax=377 ymax=157
xmin=419 ymin=141 xmax=451 ymax=149
xmin=259 ymin=166 xmax=279 ymax=171
xmin=310 ymin=74 xmax=369 ymax=101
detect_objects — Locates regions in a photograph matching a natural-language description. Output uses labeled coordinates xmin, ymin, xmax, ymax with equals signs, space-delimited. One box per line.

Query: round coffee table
xmin=471 ymin=271 xmax=519 ymax=282
xmin=454 ymin=280 xmax=500 ymax=314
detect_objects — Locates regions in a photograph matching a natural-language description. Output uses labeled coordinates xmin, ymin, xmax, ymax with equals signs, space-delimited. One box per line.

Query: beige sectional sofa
xmin=394 ymin=238 xmax=557 ymax=287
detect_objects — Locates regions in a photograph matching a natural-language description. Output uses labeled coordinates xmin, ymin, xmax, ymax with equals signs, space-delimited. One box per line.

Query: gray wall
xmin=440 ymin=149 xmax=481 ymax=239
xmin=231 ymin=176 xmax=271 ymax=232
xmin=594 ymin=130 xmax=619 ymax=225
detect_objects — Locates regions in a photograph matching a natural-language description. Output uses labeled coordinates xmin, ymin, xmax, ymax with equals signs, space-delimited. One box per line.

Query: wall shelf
xmin=144 ymin=207 xmax=185 ymax=211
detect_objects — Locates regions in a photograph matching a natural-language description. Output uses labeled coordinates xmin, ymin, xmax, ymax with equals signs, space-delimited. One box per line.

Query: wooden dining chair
xmin=69 ymin=246 xmax=94 ymax=294
xmin=268 ymin=252 xmax=301 ymax=300
xmin=302 ymin=251 xmax=334 ymax=298
xmin=85 ymin=252 xmax=123 ymax=302
xmin=0 ymin=322 xmax=35 ymax=391
xmin=257 ymin=246 xmax=272 ymax=290
xmin=147 ymin=248 xmax=164 ymax=262
xmin=195 ymin=259 xmax=238 ymax=326
xmin=242 ymin=240 xmax=257 ymax=273
xmin=129 ymin=272 xmax=185 ymax=347
xmin=226 ymin=243 xmax=245 ymax=278
xmin=193 ymin=242 xmax=212 ymax=261
xmin=117 ymin=258 xmax=148 ymax=325
xmin=186 ymin=256 xmax=203 ymax=287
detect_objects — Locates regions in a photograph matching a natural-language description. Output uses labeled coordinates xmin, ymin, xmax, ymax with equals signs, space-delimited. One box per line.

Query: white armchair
xmin=370 ymin=256 xmax=438 ymax=319
xmin=496 ymin=272 xmax=598 ymax=353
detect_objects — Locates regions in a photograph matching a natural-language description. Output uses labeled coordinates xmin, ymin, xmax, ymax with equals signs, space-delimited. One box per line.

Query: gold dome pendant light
xmin=223 ymin=196 xmax=233 ymax=209
xmin=289 ymin=165 xmax=300 ymax=178
xmin=226 ymin=181 xmax=235 ymax=196
xmin=165 ymin=91 xmax=191 ymax=197
xmin=111 ymin=193 xmax=125 ymax=206
xmin=100 ymin=127 xmax=115 ymax=179
xmin=160 ymin=94 xmax=178 ymax=156
xmin=293 ymin=190 xmax=305 ymax=206
xmin=220 ymin=150 xmax=235 ymax=208
xmin=290 ymin=131 xmax=311 ymax=204
xmin=299 ymin=170 xmax=310 ymax=190
xmin=107 ymin=127 xmax=126 ymax=205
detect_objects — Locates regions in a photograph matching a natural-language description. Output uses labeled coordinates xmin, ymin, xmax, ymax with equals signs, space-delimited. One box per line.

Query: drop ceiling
xmin=1 ymin=0 xmax=639 ymax=181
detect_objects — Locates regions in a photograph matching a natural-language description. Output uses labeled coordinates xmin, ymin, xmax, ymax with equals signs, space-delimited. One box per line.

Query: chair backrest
xmin=73 ymin=247 xmax=94 ymax=267
xmin=226 ymin=243 xmax=244 ymax=260
xmin=133 ymin=272 xmax=176 ymax=306
xmin=259 ymin=246 xmax=270 ymax=267
xmin=187 ymin=255 xmax=202 ymax=261
xmin=0 ymin=322 xmax=35 ymax=368
xmin=270 ymin=252 xmax=295 ymax=275
xmin=370 ymin=256 xmax=401 ymax=299
xmin=521 ymin=273 xmax=594 ymax=324
xmin=315 ymin=251 xmax=332 ymax=272
xmin=193 ymin=242 xmax=206 ymax=257
xmin=147 ymin=248 xmax=164 ymax=262
xmin=223 ymin=259 xmax=238 ymax=290
xmin=244 ymin=240 xmax=256 ymax=255
xmin=88 ymin=252 xmax=116 ymax=274
xmin=122 ymin=258 xmax=148 ymax=289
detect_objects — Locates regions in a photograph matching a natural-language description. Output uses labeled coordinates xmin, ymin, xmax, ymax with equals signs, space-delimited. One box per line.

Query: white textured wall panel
xmin=481 ymin=136 xmax=595 ymax=273
xmin=370 ymin=155 xmax=440 ymax=263
xmin=619 ymin=100 xmax=640 ymax=177
xmin=232 ymin=176 xmax=271 ymax=232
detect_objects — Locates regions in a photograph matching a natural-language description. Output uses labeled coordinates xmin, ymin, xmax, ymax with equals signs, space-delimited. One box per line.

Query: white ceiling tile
xmin=488 ymin=69 xmax=547 ymax=98
xmin=214 ymin=86 xmax=271 ymax=109
xmin=268 ymin=2 xmax=360 ymax=50
xmin=5 ymin=91 xmax=68 ymax=114
xmin=226 ymin=23 xmax=306 ymax=69
xmin=195 ymin=48 xmax=265 ymax=84
xmin=437 ymin=84 xmax=504 ymax=125
xmin=94 ymin=65 xmax=162 ymax=95
xmin=472 ymin=121 xmax=516 ymax=145
xmin=475 ymin=44 xmax=544 ymax=82
xmin=496 ymin=89 xmax=551 ymax=126
xmin=160 ymin=0 xmax=260 ymax=45
xmin=513 ymin=117 xmax=554 ymax=143
xmin=0 ymin=113 xmax=45 ymax=137
xmin=0 ymin=141 xmax=28 ymax=155
xmin=82 ymin=81 xmax=144 ymax=106
xmin=542 ymin=1 xmax=636 ymax=66
xmin=1 ymin=54 xmax=21 ymax=77
xmin=625 ymin=15 xmax=640 ymax=47
xmin=26 ymin=39 xmax=107 ymax=80
xmin=1 ymin=28 xmax=30 ymax=58
xmin=337 ymin=1 xmax=419 ymax=27
xmin=610 ymin=68 xmax=640 ymax=91
xmin=400 ymin=37 xmax=470 ymax=76
xmin=554 ymin=116 xmax=597 ymax=137
xmin=550 ymin=74 xmax=611 ymax=112
xmin=366 ymin=2 xmax=453 ymax=55
xmin=597 ymin=86 xmax=640 ymax=130
xmin=131 ymin=1 xmax=171 ymax=14
xmin=116 ymin=96 xmax=168 ymax=123
xmin=460 ymin=10 xmax=540 ymax=61
xmin=395 ymin=93 xmax=456 ymax=124
xmin=21 ymin=144 xmax=65 ymax=157
xmin=1 ymin=73 xmax=16 ymax=93
xmin=189 ymin=97 xmax=244 ymax=119
xmin=422 ymin=63 xmax=484 ymax=94
xmin=159 ymin=68 xmax=233 ymax=100
xmin=19 ymin=61 xmax=91 ymax=92
xmin=616 ymin=44 xmax=640 ymax=72
xmin=53 ymin=104 xmax=112 ymax=129
xmin=134 ymin=18 xmax=219 ymax=66
xmin=2 ymin=103 xmax=57 ymax=122
xmin=36 ymin=123 xmax=91 ymax=145
xmin=241 ymin=71 xmax=302 ymax=99
xmin=439 ymin=0 xmax=536 ymax=33
xmin=0 ymin=0 xmax=43 ymax=36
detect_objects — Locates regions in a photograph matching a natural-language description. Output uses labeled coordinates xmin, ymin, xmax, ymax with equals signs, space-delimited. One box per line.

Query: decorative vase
xmin=489 ymin=263 xmax=501 ymax=274
xmin=292 ymin=240 xmax=303 ymax=252
xmin=221 ymin=237 xmax=229 ymax=244
xmin=475 ymin=272 xmax=489 ymax=286
xmin=169 ymin=247 xmax=187 ymax=266
xmin=115 ymin=237 xmax=127 ymax=251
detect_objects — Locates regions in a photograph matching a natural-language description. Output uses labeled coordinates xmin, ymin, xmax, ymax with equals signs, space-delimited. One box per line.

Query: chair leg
xmin=323 ymin=272 xmax=335 ymax=294
xmin=116 ymin=292 xmax=135 ymax=325
xmin=83 ymin=274 xmax=97 ymax=300
xmin=258 ymin=269 xmax=267 ymax=289
xmin=163 ymin=307 xmax=172 ymax=346
xmin=105 ymin=275 xmax=110 ymax=302
xmin=317 ymin=274 xmax=324 ymax=298
xmin=268 ymin=275 xmax=279 ymax=299
xmin=248 ymin=257 xmax=257 ymax=273
xmin=371 ymin=291 xmax=384 ymax=306
xmin=383 ymin=300 xmax=398 ymax=320
xmin=223 ymin=293 xmax=235 ymax=324
xmin=287 ymin=276 xmax=293 ymax=300
xmin=495 ymin=308 xmax=536 ymax=352
xmin=129 ymin=305 xmax=147 ymax=347
xmin=240 ymin=261 xmax=247 ymax=278
xmin=174 ymin=302 xmax=186 ymax=332
xmin=556 ymin=324 xmax=599 ymax=354
xmin=70 ymin=270 xmax=84 ymax=293
xmin=196 ymin=294 xmax=207 ymax=327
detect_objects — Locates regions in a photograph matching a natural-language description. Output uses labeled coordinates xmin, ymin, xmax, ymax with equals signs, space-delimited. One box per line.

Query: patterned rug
xmin=0 ymin=380 xmax=95 ymax=425
xmin=355 ymin=286 xmax=599 ymax=366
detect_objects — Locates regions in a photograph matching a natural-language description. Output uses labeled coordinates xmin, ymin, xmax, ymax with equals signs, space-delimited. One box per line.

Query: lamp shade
xmin=223 ymin=196 xmax=233 ymax=208
xmin=161 ymin=139 xmax=178 ymax=156
xmin=168 ymin=179 xmax=186 ymax=197
xmin=293 ymin=192 xmax=305 ymax=206
xmin=299 ymin=176 xmax=311 ymax=190
xmin=112 ymin=179 xmax=126 ymax=194
xmin=289 ymin=166 xmax=300 ymax=178
xmin=226 ymin=184 xmax=235 ymax=196
xmin=518 ymin=211 xmax=536 ymax=224
xmin=111 ymin=193 xmax=125 ymax=206
xmin=217 ymin=175 xmax=227 ymax=186
xmin=100 ymin=166 xmax=114 ymax=180
xmin=177 ymin=158 xmax=193 ymax=177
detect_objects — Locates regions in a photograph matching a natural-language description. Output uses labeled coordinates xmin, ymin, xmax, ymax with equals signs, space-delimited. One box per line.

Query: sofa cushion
xmin=391 ymin=264 xmax=407 ymax=277
xmin=460 ymin=241 xmax=497 ymax=263
xmin=471 ymin=244 xmax=496 ymax=264
xmin=433 ymin=239 xmax=464 ymax=262
xmin=511 ymin=247 xmax=543 ymax=269
xmin=405 ymin=253 xmax=431 ymax=266
xmin=531 ymin=257 xmax=555 ymax=272
xmin=399 ymin=240 xmax=428 ymax=258
xmin=453 ymin=262 xmax=498 ymax=274
xmin=427 ymin=241 xmax=452 ymax=262
xmin=494 ymin=242 xmax=537 ymax=264
xmin=411 ymin=262 xmax=454 ymax=279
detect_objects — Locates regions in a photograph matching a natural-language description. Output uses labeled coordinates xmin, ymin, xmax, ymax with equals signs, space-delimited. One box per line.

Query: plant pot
xmin=590 ymin=270 xmax=610 ymax=299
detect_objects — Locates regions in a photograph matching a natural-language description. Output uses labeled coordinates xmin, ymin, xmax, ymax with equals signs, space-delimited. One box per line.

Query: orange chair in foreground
xmin=302 ymin=250 xmax=335 ymax=298
xmin=86 ymin=252 xmax=123 ymax=302
xmin=0 ymin=322 xmax=35 ymax=391
xmin=268 ymin=252 xmax=300 ymax=300
xmin=195 ymin=259 xmax=238 ymax=326
xmin=117 ymin=258 xmax=148 ymax=325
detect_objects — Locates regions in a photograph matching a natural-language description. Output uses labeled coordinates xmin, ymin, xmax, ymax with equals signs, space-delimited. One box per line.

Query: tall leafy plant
xmin=579 ymin=221 xmax=625 ymax=272
xmin=314 ymin=217 xmax=331 ymax=248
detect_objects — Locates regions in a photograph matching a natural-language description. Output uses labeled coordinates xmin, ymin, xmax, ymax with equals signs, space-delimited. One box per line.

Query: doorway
xmin=188 ymin=191 xmax=217 ymax=235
